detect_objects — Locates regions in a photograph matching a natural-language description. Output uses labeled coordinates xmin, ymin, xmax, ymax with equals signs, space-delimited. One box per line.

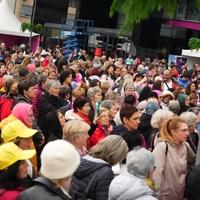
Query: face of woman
xmin=190 ymin=84 xmax=196 ymax=92
xmin=18 ymin=137 xmax=33 ymax=150
xmin=93 ymin=92 xmax=102 ymax=103
xmin=49 ymin=86 xmax=60 ymax=96
xmin=10 ymin=82 xmax=18 ymax=96
xmin=171 ymin=122 xmax=189 ymax=144
xmin=109 ymin=104 xmax=118 ymax=119
xmin=7 ymin=63 xmax=14 ymax=71
xmin=65 ymin=74 xmax=73 ymax=84
xmin=79 ymin=103 xmax=90 ymax=116
xmin=108 ymin=66 xmax=114 ymax=74
xmin=0 ymin=65 xmax=6 ymax=74
xmin=25 ymin=86 xmax=36 ymax=99
xmin=58 ymin=112 xmax=65 ymax=127
xmin=99 ymin=111 xmax=110 ymax=126
xmin=17 ymin=161 xmax=28 ymax=179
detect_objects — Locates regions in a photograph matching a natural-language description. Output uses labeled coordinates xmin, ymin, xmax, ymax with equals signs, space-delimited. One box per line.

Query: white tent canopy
xmin=181 ymin=49 xmax=200 ymax=68
xmin=0 ymin=0 xmax=37 ymax=37
xmin=182 ymin=49 xmax=200 ymax=58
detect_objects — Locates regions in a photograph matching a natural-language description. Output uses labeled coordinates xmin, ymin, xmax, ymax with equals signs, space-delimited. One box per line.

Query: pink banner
xmin=166 ymin=19 xmax=200 ymax=31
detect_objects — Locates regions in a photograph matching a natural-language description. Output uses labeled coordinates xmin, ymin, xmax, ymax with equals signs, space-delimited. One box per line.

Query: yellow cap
xmin=0 ymin=114 xmax=16 ymax=129
xmin=0 ymin=142 xmax=36 ymax=170
xmin=1 ymin=119 xmax=38 ymax=143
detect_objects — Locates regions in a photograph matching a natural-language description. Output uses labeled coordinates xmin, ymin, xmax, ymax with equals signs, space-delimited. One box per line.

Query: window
xmin=21 ymin=4 xmax=33 ymax=17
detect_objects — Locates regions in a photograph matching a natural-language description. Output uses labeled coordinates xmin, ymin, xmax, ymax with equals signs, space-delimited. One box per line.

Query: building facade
xmin=6 ymin=0 xmax=34 ymax=23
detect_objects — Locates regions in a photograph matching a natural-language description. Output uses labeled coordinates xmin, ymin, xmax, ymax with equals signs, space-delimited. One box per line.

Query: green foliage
xmin=188 ymin=37 xmax=200 ymax=49
xmin=110 ymin=0 xmax=200 ymax=32
xmin=21 ymin=22 xmax=29 ymax=32
xmin=34 ymin=23 xmax=43 ymax=34
xmin=21 ymin=22 xmax=43 ymax=34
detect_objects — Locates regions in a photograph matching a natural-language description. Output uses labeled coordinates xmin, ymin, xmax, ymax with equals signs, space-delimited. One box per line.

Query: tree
xmin=21 ymin=22 xmax=43 ymax=49
xmin=188 ymin=37 xmax=200 ymax=49
xmin=110 ymin=0 xmax=200 ymax=32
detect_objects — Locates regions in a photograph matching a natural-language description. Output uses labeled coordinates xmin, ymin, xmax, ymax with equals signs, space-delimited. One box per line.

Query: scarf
xmin=75 ymin=112 xmax=91 ymax=125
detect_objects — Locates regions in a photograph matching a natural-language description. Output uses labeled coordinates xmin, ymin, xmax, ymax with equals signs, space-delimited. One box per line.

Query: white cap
xmin=40 ymin=140 xmax=80 ymax=179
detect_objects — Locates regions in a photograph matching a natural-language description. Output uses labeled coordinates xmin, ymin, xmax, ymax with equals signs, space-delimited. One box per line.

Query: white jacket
xmin=109 ymin=172 xmax=157 ymax=200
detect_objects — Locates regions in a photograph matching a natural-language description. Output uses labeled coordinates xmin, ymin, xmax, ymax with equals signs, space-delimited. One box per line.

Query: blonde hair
xmin=159 ymin=117 xmax=187 ymax=142
xmin=89 ymin=135 xmax=128 ymax=166
xmin=63 ymin=120 xmax=90 ymax=143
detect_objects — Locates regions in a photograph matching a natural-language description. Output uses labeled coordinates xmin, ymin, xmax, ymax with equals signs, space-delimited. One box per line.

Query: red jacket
xmin=0 ymin=187 xmax=23 ymax=200
xmin=88 ymin=125 xmax=107 ymax=149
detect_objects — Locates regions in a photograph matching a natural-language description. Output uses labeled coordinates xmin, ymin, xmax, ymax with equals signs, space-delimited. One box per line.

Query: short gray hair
xmin=180 ymin=112 xmax=197 ymax=127
xmin=87 ymin=86 xmax=102 ymax=100
xmin=168 ymin=100 xmax=181 ymax=115
xmin=89 ymin=135 xmax=128 ymax=166
xmin=151 ymin=109 xmax=174 ymax=128
xmin=46 ymin=80 xmax=60 ymax=90
xmin=101 ymin=100 xmax=116 ymax=110
xmin=127 ymin=147 xmax=154 ymax=179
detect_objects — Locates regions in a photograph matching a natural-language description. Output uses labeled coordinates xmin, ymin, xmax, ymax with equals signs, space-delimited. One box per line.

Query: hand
xmin=93 ymin=114 xmax=99 ymax=125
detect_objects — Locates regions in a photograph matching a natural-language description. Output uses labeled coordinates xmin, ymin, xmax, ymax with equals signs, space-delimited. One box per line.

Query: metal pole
xmin=31 ymin=0 xmax=37 ymax=23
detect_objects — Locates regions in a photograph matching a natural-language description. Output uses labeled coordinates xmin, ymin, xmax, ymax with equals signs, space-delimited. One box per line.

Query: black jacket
xmin=186 ymin=164 xmax=200 ymax=200
xmin=18 ymin=177 xmax=70 ymax=200
xmin=112 ymin=125 xmax=144 ymax=151
xmin=70 ymin=156 xmax=114 ymax=200
xmin=38 ymin=92 xmax=65 ymax=131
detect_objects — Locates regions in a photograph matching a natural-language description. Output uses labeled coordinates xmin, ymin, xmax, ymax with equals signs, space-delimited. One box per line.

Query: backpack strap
xmin=164 ymin=141 xmax=168 ymax=156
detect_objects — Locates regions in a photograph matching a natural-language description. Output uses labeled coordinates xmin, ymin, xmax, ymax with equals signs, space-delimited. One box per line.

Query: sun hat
xmin=40 ymin=139 xmax=80 ymax=179
xmin=0 ymin=142 xmax=36 ymax=170
xmin=1 ymin=119 xmax=37 ymax=143
xmin=161 ymin=91 xmax=175 ymax=99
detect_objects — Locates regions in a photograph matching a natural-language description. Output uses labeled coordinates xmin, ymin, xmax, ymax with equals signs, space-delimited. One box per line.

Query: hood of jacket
xmin=112 ymin=125 xmax=128 ymax=136
xmin=109 ymin=172 xmax=156 ymax=200
xmin=73 ymin=155 xmax=110 ymax=179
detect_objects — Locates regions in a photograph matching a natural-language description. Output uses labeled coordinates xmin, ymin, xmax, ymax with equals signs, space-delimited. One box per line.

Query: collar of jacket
xmin=33 ymin=177 xmax=70 ymax=200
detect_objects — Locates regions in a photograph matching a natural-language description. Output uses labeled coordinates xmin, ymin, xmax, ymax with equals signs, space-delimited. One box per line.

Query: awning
xmin=166 ymin=19 xmax=200 ymax=31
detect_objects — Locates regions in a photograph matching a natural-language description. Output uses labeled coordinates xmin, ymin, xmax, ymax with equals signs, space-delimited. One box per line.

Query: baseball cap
xmin=0 ymin=142 xmax=36 ymax=170
xmin=1 ymin=119 xmax=37 ymax=143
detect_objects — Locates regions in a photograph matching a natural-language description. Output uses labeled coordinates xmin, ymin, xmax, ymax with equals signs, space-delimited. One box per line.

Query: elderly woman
xmin=63 ymin=119 xmax=90 ymax=156
xmin=18 ymin=140 xmax=80 ymax=200
xmin=65 ymin=97 xmax=99 ymax=136
xmin=180 ymin=112 xmax=199 ymax=154
xmin=149 ymin=109 xmax=174 ymax=150
xmin=153 ymin=117 xmax=195 ymax=200
xmin=70 ymin=135 xmax=128 ymax=200
xmin=101 ymin=100 xmax=119 ymax=126
xmin=168 ymin=100 xmax=181 ymax=115
xmin=38 ymin=80 xmax=65 ymax=131
xmin=87 ymin=86 xmax=102 ymax=120
xmin=109 ymin=147 xmax=157 ymax=200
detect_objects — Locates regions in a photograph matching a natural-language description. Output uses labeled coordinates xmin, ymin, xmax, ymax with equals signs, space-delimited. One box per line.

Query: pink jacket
xmin=153 ymin=141 xmax=195 ymax=200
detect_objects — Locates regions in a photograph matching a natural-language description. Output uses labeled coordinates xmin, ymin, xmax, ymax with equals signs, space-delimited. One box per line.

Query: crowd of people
xmin=0 ymin=42 xmax=200 ymax=200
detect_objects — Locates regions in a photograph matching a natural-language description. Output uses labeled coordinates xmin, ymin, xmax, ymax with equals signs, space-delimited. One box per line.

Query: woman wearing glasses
xmin=152 ymin=117 xmax=195 ymax=200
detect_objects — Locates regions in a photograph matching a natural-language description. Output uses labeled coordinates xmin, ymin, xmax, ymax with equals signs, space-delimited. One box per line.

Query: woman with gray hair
xmin=180 ymin=112 xmax=199 ymax=153
xmin=101 ymin=100 xmax=119 ymax=126
xmin=70 ymin=135 xmax=128 ymax=200
xmin=38 ymin=80 xmax=65 ymax=133
xmin=109 ymin=147 xmax=157 ymax=200
xmin=149 ymin=109 xmax=174 ymax=151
